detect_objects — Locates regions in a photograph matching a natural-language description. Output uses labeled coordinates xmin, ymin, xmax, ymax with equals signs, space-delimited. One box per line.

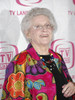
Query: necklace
xmin=39 ymin=54 xmax=56 ymax=71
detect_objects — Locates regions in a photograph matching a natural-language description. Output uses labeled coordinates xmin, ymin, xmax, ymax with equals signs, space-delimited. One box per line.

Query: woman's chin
xmin=40 ymin=42 xmax=50 ymax=46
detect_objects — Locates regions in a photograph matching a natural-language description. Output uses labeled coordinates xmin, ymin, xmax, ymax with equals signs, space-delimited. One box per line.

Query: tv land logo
xmin=0 ymin=42 xmax=18 ymax=70
xmin=16 ymin=0 xmax=42 ymax=6
xmin=0 ymin=52 xmax=13 ymax=70
xmin=16 ymin=0 xmax=75 ymax=6
xmin=51 ymin=39 xmax=74 ymax=69
xmin=73 ymin=0 xmax=75 ymax=5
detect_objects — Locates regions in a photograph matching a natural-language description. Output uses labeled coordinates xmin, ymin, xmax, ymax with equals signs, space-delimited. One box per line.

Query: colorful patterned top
xmin=1 ymin=43 xmax=74 ymax=100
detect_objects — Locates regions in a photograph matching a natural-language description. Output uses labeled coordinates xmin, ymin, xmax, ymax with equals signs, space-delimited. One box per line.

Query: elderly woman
xmin=1 ymin=7 xmax=75 ymax=100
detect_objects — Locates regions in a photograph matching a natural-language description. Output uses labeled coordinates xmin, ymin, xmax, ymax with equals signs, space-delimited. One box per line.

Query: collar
xmin=26 ymin=43 xmax=61 ymax=61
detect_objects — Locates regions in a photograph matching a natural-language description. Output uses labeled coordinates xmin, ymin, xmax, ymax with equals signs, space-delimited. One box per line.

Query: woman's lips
xmin=40 ymin=35 xmax=49 ymax=38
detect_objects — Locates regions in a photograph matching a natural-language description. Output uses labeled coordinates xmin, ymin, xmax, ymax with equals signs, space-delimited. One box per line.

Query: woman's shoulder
xmin=49 ymin=49 xmax=63 ymax=61
xmin=11 ymin=50 xmax=28 ymax=64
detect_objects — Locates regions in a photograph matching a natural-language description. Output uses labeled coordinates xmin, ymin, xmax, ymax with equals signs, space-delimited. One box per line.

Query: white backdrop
xmin=0 ymin=0 xmax=75 ymax=99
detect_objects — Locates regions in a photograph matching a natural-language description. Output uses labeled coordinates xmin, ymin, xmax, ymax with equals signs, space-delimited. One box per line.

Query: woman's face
xmin=27 ymin=15 xmax=53 ymax=47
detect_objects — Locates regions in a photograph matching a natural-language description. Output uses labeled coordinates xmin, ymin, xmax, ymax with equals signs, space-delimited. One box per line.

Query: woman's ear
xmin=24 ymin=30 xmax=31 ymax=39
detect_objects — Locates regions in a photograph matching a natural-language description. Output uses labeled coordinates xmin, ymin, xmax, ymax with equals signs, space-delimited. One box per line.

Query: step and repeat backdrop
xmin=0 ymin=0 xmax=75 ymax=98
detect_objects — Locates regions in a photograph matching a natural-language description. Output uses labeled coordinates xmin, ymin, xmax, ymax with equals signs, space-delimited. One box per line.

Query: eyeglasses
xmin=32 ymin=24 xmax=53 ymax=30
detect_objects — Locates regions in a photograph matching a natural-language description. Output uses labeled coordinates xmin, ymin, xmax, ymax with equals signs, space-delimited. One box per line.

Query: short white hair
xmin=21 ymin=7 xmax=57 ymax=38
